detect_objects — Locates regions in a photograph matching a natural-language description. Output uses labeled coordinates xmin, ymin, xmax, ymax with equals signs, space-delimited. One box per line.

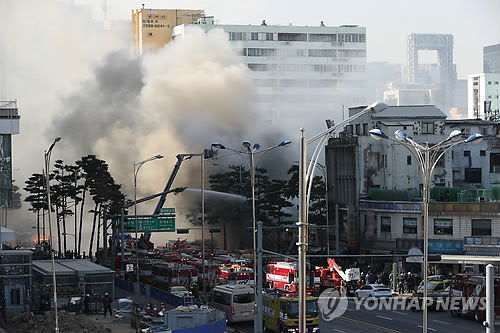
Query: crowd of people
xmin=359 ymin=268 xmax=422 ymax=294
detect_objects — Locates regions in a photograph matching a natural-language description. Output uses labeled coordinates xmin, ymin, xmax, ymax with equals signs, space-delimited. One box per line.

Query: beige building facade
xmin=132 ymin=8 xmax=204 ymax=55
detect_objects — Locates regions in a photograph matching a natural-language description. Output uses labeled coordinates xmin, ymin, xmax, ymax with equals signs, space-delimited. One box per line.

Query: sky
xmin=0 ymin=0 xmax=499 ymax=248
xmin=99 ymin=0 xmax=500 ymax=79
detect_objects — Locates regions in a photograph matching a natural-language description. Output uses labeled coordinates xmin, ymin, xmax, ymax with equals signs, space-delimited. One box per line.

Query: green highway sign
xmin=124 ymin=217 xmax=175 ymax=232
xmin=159 ymin=207 xmax=175 ymax=214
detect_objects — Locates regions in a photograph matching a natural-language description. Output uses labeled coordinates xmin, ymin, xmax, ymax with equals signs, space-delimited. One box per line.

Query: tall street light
xmin=298 ymin=102 xmax=388 ymax=333
xmin=44 ymin=136 xmax=61 ymax=333
xmin=212 ymin=139 xmax=291 ymax=333
xmin=134 ymin=154 xmax=163 ymax=283
xmin=369 ymin=128 xmax=483 ymax=333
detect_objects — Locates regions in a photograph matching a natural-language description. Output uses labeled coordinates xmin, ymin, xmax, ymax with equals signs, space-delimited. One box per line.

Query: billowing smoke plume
xmin=2 ymin=0 xmax=285 ymax=249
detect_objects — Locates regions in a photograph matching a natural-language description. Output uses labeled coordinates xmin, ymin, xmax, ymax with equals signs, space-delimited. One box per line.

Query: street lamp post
xmin=134 ymin=154 xmax=164 ymax=283
xmin=298 ymin=102 xmax=389 ymax=333
xmin=44 ymin=136 xmax=61 ymax=333
xmin=369 ymin=128 xmax=483 ymax=333
xmin=211 ymin=140 xmax=291 ymax=333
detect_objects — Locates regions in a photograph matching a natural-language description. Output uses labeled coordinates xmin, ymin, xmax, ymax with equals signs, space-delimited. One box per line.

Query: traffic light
xmin=176 ymin=229 xmax=189 ymax=234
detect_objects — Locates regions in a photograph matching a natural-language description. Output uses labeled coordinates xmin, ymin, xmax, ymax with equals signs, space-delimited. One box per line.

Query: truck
xmin=262 ymin=288 xmax=320 ymax=333
xmin=317 ymin=258 xmax=360 ymax=296
xmin=449 ymin=273 xmax=500 ymax=322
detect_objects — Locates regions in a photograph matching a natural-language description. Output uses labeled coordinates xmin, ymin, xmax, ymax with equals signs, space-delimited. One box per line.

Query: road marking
xmin=333 ymin=329 xmax=347 ymax=333
xmin=418 ymin=325 xmax=437 ymax=331
xmin=433 ymin=320 xmax=450 ymax=325
xmin=376 ymin=315 xmax=393 ymax=321
xmin=392 ymin=311 xmax=408 ymax=316
xmin=339 ymin=316 xmax=403 ymax=333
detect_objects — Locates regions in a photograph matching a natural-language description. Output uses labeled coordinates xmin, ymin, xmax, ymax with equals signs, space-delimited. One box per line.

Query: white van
xmin=211 ymin=284 xmax=254 ymax=322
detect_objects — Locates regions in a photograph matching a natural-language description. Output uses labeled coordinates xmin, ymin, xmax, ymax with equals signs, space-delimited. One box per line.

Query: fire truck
xmin=218 ymin=264 xmax=254 ymax=285
xmin=266 ymin=262 xmax=319 ymax=294
xmin=263 ymin=288 xmax=320 ymax=333
xmin=317 ymin=258 xmax=360 ymax=296
xmin=449 ymin=273 xmax=500 ymax=322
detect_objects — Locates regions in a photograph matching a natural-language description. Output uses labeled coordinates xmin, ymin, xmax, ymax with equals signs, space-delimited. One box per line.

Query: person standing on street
xmin=102 ymin=293 xmax=112 ymax=318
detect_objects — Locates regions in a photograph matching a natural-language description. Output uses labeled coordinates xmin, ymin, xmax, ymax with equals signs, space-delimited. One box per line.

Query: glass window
xmin=251 ymin=32 xmax=259 ymax=40
xmin=464 ymin=151 xmax=471 ymax=157
xmin=422 ymin=122 xmax=434 ymax=134
xmin=381 ymin=217 xmax=391 ymax=233
xmin=403 ymin=218 xmax=417 ymax=234
xmin=407 ymin=156 xmax=411 ymax=165
xmin=278 ymin=33 xmax=307 ymax=41
xmin=472 ymin=219 xmax=491 ymax=236
xmin=464 ymin=168 xmax=481 ymax=183
xmin=308 ymin=49 xmax=337 ymax=57
xmin=309 ymin=34 xmax=337 ymax=42
xmin=355 ymin=124 xmax=360 ymax=135
xmin=229 ymin=32 xmax=246 ymax=41
xmin=265 ymin=33 xmax=273 ymax=41
xmin=233 ymin=293 xmax=254 ymax=303
xmin=491 ymin=153 xmax=500 ymax=173
xmin=247 ymin=48 xmax=277 ymax=56
xmin=434 ymin=219 xmax=453 ymax=235
xmin=248 ymin=64 xmax=277 ymax=72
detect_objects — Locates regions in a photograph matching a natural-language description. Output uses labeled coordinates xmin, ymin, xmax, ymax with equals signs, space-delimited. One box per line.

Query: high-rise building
xmin=483 ymin=44 xmax=500 ymax=74
xmin=467 ymin=73 xmax=500 ymax=121
xmin=173 ymin=20 xmax=367 ymax=129
xmin=0 ymin=101 xmax=20 ymax=208
xmin=407 ymin=33 xmax=456 ymax=112
xmin=132 ymin=8 xmax=204 ymax=55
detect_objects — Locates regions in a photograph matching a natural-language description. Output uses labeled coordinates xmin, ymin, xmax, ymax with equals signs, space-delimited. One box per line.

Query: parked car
xmin=355 ymin=284 xmax=393 ymax=299
xmin=168 ymin=286 xmax=190 ymax=297
xmin=406 ymin=291 xmax=446 ymax=311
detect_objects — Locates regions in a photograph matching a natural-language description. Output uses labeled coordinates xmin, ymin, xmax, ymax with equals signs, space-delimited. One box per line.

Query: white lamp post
xmin=134 ymin=154 xmax=163 ymax=283
xmin=211 ymin=140 xmax=291 ymax=333
xmin=369 ymin=128 xmax=483 ymax=333
xmin=298 ymin=102 xmax=389 ymax=333
xmin=44 ymin=136 xmax=61 ymax=333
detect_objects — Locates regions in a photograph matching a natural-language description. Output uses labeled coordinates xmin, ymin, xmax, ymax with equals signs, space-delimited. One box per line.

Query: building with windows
xmin=467 ymin=73 xmax=500 ymax=121
xmin=0 ymin=250 xmax=32 ymax=312
xmin=0 ymin=101 xmax=20 ymax=208
xmin=383 ymin=85 xmax=431 ymax=106
xmin=483 ymin=44 xmax=500 ymax=74
xmin=132 ymin=8 xmax=204 ymax=55
xmin=172 ymin=20 xmax=367 ymax=130
xmin=325 ymin=104 xmax=500 ymax=272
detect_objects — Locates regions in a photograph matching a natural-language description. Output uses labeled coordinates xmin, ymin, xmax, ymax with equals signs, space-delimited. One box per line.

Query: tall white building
xmin=173 ymin=19 xmax=367 ymax=131
xmin=468 ymin=73 xmax=500 ymax=121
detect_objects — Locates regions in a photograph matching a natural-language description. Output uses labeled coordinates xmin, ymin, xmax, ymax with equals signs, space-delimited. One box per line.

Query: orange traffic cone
xmin=145 ymin=303 xmax=151 ymax=314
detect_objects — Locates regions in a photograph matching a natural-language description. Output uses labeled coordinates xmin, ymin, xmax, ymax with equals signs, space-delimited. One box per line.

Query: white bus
xmin=211 ymin=284 xmax=254 ymax=322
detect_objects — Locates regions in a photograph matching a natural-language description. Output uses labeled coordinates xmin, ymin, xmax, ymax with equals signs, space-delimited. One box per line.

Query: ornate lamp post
xmin=369 ymin=128 xmax=483 ymax=333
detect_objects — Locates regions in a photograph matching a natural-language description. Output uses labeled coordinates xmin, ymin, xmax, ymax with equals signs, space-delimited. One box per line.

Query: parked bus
xmin=210 ymin=284 xmax=254 ymax=323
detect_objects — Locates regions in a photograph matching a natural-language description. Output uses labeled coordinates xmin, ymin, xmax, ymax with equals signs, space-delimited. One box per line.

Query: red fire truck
xmin=266 ymin=262 xmax=298 ymax=291
xmin=449 ymin=273 xmax=500 ymax=322
xmin=218 ymin=264 xmax=254 ymax=285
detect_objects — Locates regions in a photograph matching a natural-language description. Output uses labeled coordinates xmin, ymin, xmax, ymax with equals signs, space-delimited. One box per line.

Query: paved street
xmin=229 ymin=297 xmax=485 ymax=333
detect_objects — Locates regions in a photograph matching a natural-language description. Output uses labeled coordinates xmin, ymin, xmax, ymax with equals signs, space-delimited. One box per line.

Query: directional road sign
xmin=159 ymin=208 xmax=175 ymax=214
xmin=124 ymin=217 xmax=175 ymax=232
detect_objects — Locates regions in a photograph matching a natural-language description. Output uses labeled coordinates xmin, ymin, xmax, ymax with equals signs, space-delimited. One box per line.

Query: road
xmin=229 ymin=297 xmax=485 ymax=333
